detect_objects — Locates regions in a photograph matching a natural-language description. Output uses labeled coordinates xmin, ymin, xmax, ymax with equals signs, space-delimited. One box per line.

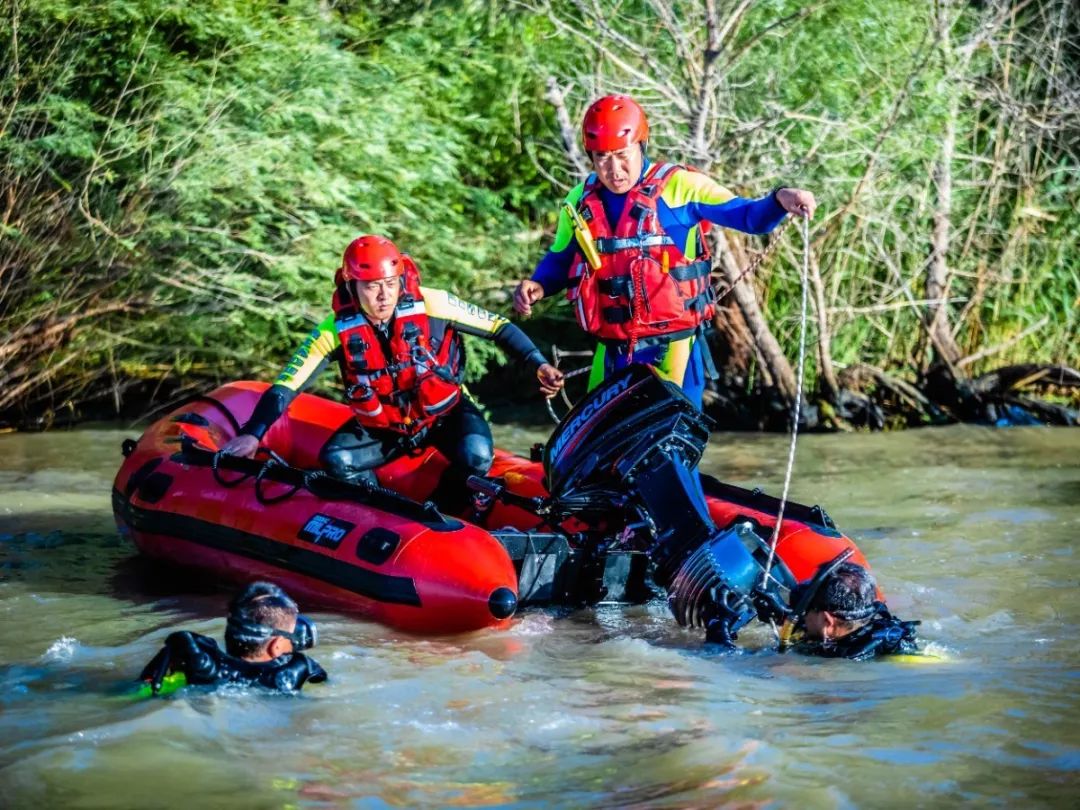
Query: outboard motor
xmin=544 ymin=366 xmax=777 ymax=639
xmin=545 ymin=365 xmax=714 ymax=586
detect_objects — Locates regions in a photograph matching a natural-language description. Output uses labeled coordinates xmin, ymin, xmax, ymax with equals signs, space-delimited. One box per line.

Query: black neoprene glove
xmin=138 ymin=632 xmax=215 ymax=694
xmin=751 ymin=582 xmax=793 ymax=625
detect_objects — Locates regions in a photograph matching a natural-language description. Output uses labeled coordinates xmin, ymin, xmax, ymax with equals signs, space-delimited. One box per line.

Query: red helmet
xmin=582 ymin=95 xmax=649 ymax=152
xmin=339 ymin=235 xmax=404 ymax=282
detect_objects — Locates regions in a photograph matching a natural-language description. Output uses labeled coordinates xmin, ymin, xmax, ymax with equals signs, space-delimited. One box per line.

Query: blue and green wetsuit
xmin=532 ymin=161 xmax=788 ymax=409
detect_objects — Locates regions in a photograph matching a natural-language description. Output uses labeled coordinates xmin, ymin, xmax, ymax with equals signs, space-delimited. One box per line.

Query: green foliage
xmin=725 ymin=0 xmax=1079 ymax=376
xmin=0 ymin=0 xmax=555 ymax=414
xmin=0 ymin=0 xmax=1075 ymax=422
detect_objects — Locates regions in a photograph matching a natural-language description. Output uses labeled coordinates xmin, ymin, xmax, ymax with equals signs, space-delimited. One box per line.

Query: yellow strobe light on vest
xmin=563 ymin=203 xmax=602 ymax=271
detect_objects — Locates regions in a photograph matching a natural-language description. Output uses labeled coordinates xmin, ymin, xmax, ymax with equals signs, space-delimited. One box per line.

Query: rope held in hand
xmin=761 ymin=213 xmax=812 ymax=619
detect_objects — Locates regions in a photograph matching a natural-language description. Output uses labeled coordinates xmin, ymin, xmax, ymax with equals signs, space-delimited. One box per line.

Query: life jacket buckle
xmin=345 ymin=382 xmax=373 ymax=402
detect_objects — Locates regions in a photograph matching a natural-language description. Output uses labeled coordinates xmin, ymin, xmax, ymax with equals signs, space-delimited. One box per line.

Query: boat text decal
xmin=551 ymin=374 xmax=632 ymax=460
xmin=298 ymin=513 xmax=355 ymax=550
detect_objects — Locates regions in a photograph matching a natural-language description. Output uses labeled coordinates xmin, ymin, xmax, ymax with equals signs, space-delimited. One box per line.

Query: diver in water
xmin=780 ymin=559 xmax=920 ymax=660
xmin=139 ymin=581 xmax=327 ymax=694
xmin=696 ymin=546 xmax=919 ymax=660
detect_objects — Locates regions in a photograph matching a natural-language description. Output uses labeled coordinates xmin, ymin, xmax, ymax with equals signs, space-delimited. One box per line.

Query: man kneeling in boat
xmin=222 ymin=234 xmax=564 ymax=513
xmin=139 ymin=581 xmax=326 ymax=694
xmin=777 ymin=560 xmax=919 ymax=660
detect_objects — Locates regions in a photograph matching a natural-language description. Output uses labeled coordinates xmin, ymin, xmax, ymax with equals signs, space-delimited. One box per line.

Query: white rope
xmin=762 ymin=213 xmax=812 ymax=586
xmin=545 ymin=366 xmax=592 ymax=424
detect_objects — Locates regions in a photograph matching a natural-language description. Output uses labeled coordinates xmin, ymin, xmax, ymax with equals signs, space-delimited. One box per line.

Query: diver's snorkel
xmin=778 ymin=548 xmax=855 ymax=652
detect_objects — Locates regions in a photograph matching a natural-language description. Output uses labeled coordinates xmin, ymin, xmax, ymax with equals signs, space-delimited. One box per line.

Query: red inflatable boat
xmin=113 ymin=368 xmax=874 ymax=635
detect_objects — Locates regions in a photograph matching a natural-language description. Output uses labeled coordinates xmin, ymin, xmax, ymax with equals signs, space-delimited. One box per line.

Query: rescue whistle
xmin=563 ymin=203 xmax=602 ymax=271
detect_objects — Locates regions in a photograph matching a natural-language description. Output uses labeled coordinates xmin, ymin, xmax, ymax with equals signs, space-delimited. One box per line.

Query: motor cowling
xmin=544 ymin=366 xmax=726 ymax=585
xmin=544 ymin=364 xmax=710 ymax=497
xmin=542 ymin=367 xmax=797 ymax=640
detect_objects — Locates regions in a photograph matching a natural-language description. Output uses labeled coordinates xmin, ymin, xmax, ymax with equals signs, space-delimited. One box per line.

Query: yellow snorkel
xmin=778 ymin=617 xmax=799 ymax=651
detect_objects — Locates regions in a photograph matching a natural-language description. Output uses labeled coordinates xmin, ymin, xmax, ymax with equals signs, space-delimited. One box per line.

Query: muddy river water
xmin=1 ymin=424 xmax=1077 ymax=808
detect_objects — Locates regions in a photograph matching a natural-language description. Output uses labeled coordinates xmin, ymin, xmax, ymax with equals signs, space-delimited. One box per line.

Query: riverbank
xmin=2 ymin=1 xmax=1077 ymax=436
xmin=2 ymin=351 xmax=1077 ymax=433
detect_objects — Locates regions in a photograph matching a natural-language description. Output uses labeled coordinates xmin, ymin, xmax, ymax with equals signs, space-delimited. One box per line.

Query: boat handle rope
xmin=211 ymin=449 xmax=254 ymax=489
xmin=192 ymin=394 xmax=243 ymax=434
xmin=254 ymin=456 xmax=303 ymax=506
xmin=196 ymin=443 xmax=449 ymax=525
xmin=544 ymin=365 xmax=592 ymax=424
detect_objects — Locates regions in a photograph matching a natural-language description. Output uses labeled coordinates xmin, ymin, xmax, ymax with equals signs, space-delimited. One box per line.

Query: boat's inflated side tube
xmin=139 ymin=632 xmax=327 ymax=695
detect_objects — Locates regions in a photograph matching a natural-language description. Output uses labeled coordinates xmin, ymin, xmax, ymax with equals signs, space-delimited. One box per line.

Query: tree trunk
xmin=711 ymin=299 xmax=756 ymax=378
xmin=544 ymin=77 xmax=589 ymax=178
xmin=808 ymin=249 xmax=839 ymax=402
xmin=925 ymin=0 xmax=964 ymax=369
xmin=713 ymin=230 xmax=796 ymax=400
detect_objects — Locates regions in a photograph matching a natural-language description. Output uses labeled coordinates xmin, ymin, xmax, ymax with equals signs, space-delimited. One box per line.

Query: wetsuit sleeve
xmin=662 ymin=169 xmax=788 ymax=234
xmin=421 ymin=287 xmax=548 ymax=371
xmin=529 ymin=183 xmax=586 ymax=297
xmin=241 ymin=314 xmax=340 ymax=439
xmin=274 ymin=654 xmax=328 ymax=690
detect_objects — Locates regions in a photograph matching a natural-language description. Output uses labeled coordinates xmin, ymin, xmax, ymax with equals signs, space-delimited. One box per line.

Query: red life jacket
xmin=332 ymin=259 xmax=463 ymax=437
xmin=566 ymin=162 xmax=714 ymax=347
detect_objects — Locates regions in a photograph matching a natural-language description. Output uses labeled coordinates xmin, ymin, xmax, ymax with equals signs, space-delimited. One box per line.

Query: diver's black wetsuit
xmin=139 ymin=632 xmax=327 ymax=694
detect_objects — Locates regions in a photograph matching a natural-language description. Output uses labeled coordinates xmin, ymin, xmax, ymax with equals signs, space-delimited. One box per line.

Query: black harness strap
xmin=595 ymin=234 xmax=674 ymax=253
xmin=598 ymin=276 xmax=633 ymax=297
xmin=684 ymin=291 xmax=714 ymax=313
xmin=669 ymin=260 xmax=711 ymax=282
xmin=601 ymin=305 xmax=633 ymax=325
xmin=598 ymin=329 xmax=699 ymax=354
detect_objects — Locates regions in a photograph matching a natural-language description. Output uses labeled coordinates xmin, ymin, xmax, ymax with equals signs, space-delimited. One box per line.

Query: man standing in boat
xmin=513 ymin=94 xmax=817 ymax=410
xmin=222 ymin=234 xmax=564 ymax=513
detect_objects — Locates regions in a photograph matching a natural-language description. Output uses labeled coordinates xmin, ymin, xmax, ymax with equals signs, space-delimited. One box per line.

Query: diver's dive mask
xmin=779 ymin=548 xmax=856 ymax=649
xmin=779 ymin=549 xmax=920 ymax=659
xmin=226 ymin=614 xmax=318 ymax=651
